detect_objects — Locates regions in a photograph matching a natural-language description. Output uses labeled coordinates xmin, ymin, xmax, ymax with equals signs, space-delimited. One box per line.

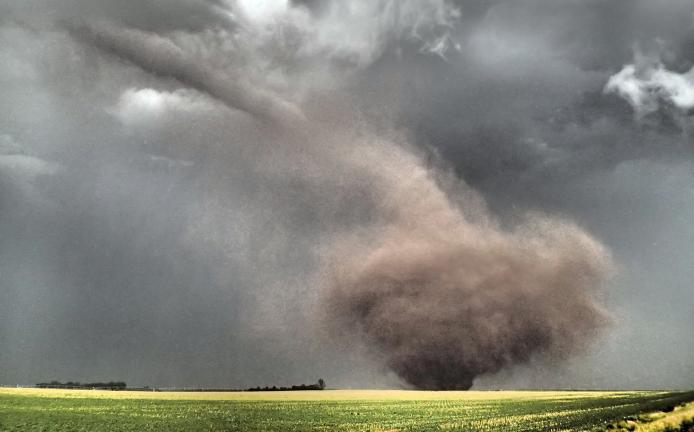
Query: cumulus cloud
xmin=605 ymin=49 xmax=694 ymax=120
xmin=110 ymin=88 xmax=215 ymax=126
xmin=236 ymin=0 xmax=461 ymax=66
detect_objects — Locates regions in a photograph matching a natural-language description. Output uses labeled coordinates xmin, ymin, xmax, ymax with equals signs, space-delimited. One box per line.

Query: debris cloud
xmin=72 ymin=17 xmax=614 ymax=390
xmin=320 ymin=142 xmax=613 ymax=390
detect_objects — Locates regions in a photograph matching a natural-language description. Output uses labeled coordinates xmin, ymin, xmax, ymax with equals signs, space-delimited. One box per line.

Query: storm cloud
xmin=0 ymin=0 xmax=693 ymax=390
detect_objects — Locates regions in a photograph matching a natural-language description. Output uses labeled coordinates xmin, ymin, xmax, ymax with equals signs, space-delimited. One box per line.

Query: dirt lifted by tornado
xmin=74 ymin=21 xmax=614 ymax=391
xmin=322 ymin=146 xmax=613 ymax=390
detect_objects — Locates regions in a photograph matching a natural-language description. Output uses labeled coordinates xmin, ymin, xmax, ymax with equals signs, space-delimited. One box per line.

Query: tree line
xmin=34 ymin=378 xmax=326 ymax=392
xmin=246 ymin=379 xmax=326 ymax=392
xmin=36 ymin=381 xmax=127 ymax=390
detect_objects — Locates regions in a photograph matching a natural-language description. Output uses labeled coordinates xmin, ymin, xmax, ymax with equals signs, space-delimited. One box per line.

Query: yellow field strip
xmin=635 ymin=401 xmax=694 ymax=432
xmin=0 ymin=387 xmax=664 ymax=401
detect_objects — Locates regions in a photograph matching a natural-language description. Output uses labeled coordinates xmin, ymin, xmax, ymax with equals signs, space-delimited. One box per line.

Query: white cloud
xmin=605 ymin=55 xmax=694 ymax=119
xmin=228 ymin=0 xmax=460 ymax=69
xmin=236 ymin=0 xmax=289 ymax=24
xmin=110 ymin=87 xmax=213 ymax=126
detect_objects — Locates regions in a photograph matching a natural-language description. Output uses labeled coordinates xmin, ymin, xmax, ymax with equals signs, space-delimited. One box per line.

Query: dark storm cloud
xmin=64 ymin=9 xmax=615 ymax=391
xmin=69 ymin=22 xmax=306 ymax=126
xmin=1 ymin=0 xmax=693 ymax=390
xmin=370 ymin=0 xmax=694 ymax=207
xmin=1 ymin=0 xmax=233 ymax=32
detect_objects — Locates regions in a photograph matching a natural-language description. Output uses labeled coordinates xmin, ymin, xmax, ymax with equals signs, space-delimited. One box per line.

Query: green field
xmin=1 ymin=388 xmax=693 ymax=431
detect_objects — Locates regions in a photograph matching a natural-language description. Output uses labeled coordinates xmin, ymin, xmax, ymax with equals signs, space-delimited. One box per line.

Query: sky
xmin=0 ymin=0 xmax=693 ymax=390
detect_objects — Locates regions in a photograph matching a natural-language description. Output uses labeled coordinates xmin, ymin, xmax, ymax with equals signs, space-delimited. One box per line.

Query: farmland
xmin=1 ymin=388 xmax=693 ymax=431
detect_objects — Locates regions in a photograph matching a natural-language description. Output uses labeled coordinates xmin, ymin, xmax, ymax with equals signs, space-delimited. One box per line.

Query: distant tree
xmin=35 ymin=380 xmax=126 ymax=390
xmin=318 ymin=379 xmax=326 ymax=390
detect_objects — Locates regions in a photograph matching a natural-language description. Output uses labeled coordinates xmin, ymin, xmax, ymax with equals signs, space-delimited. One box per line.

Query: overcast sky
xmin=0 ymin=0 xmax=693 ymax=390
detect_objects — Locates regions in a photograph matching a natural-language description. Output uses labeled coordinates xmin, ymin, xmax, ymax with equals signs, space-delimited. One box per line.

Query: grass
xmin=632 ymin=401 xmax=694 ymax=432
xmin=1 ymin=388 xmax=693 ymax=431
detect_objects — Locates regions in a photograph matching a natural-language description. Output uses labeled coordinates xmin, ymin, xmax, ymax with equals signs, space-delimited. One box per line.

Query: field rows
xmin=1 ymin=388 xmax=693 ymax=431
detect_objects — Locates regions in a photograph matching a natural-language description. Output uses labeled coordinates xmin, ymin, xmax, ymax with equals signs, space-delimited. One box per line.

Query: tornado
xmin=74 ymin=20 xmax=614 ymax=391
xmin=320 ymin=144 xmax=613 ymax=390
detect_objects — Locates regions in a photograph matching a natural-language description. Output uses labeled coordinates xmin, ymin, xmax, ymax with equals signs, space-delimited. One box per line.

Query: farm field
xmin=1 ymin=388 xmax=693 ymax=432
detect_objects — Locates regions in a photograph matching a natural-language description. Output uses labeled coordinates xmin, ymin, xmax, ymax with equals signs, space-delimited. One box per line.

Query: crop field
xmin=1 ymin=388 xmax=693 ymax=432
